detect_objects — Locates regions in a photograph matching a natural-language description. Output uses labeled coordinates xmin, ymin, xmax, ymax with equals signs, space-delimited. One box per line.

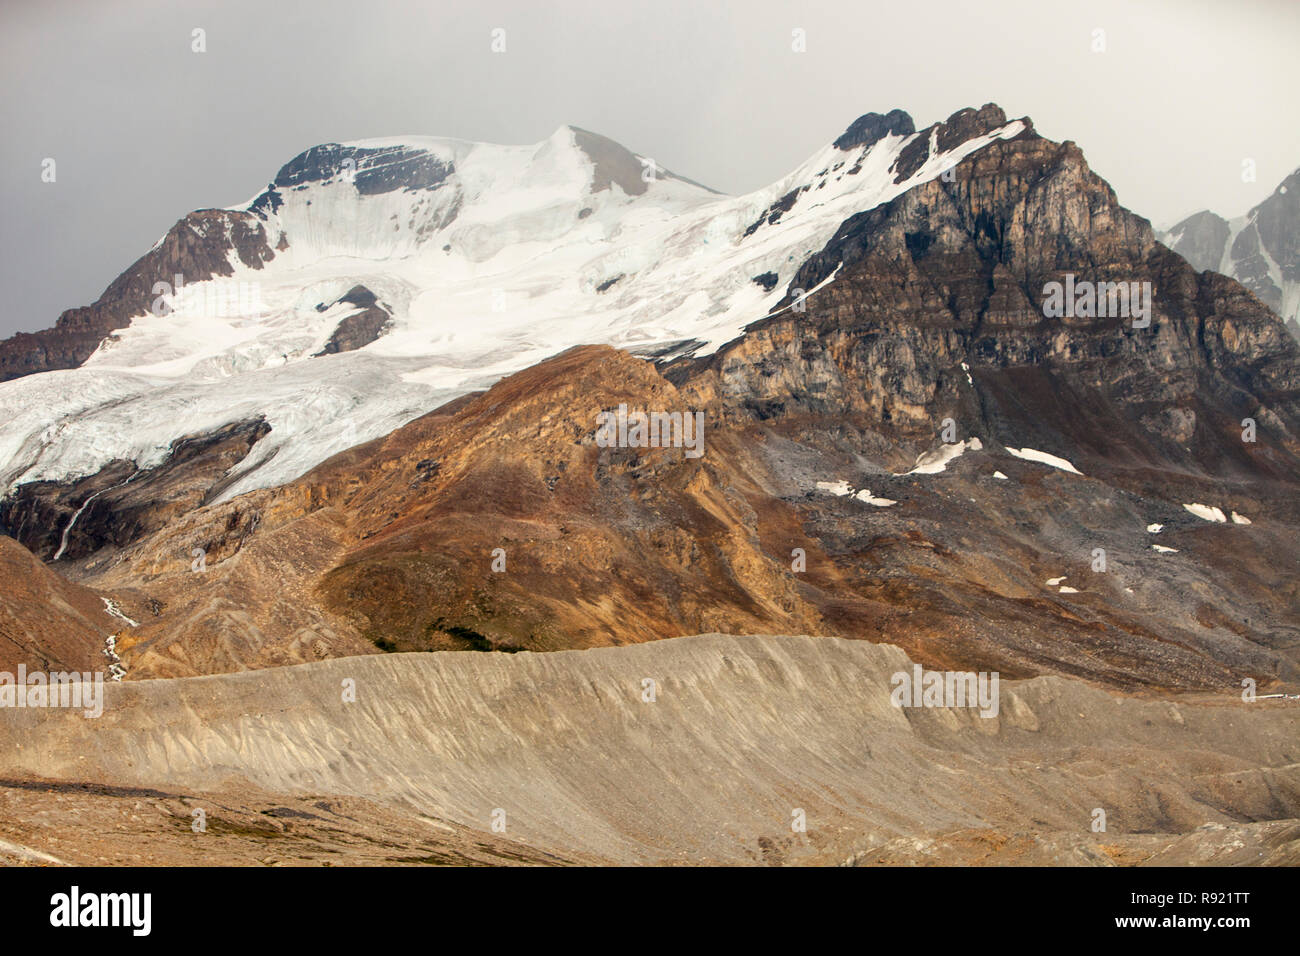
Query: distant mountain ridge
xmin=1161 ymin=167 xmax=1300 ymax=341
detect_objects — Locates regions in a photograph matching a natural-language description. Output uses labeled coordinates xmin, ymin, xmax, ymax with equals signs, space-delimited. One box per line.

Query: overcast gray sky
xmin=2 ymin=0 xmax=1297 ymax=338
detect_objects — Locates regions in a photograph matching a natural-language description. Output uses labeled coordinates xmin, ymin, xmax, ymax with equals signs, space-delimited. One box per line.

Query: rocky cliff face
xmin=675 ymin=132 xmax=1300 ymax=478
xmin=1162 ymin=167 xmax=1300 ymax=340
xmin=269 ymin=142 xmax=455 ymax=196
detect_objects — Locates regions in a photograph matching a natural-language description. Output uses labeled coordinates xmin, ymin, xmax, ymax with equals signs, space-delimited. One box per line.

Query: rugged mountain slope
xmin=1 ymin=635 xmax=1296 ymax=865
xmin=66 ymin=337 xmax=1299 ymax=690
xmin=0 ymin=535 xmax=121 ymax=673
xmin=3 ymin=105 xmax=1298 ymax=692
xmin=676 ymin=130 xmax=1300 ymax=477
xmin=1162 ymin=167 xmax=1300 ymax=339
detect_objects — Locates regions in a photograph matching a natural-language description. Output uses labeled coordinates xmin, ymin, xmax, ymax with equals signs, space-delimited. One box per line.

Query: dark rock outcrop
xmin=833 ymin=109 xmax=916 ymax=151
xmin=891 ymin=103 xmax=1022 ymax=184
xmin=313 ymin=285 xmax=392 ymax=356
xmin=273 ymin=143 xmax=454 ymax=195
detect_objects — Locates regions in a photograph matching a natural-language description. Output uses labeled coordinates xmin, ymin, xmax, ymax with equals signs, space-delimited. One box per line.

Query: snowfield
xmin=904 ymin=438 xmax=984 ymax=475
xmin=1005 ymin=447 xmax=1084 ymax=475
xmin=1183 ymin=503 xmax=1227 ymax=523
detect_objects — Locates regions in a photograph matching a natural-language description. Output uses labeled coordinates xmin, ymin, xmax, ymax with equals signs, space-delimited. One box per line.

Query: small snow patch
xmin=815 ymin=479 xmax=895 ymax=506
xmin=905 ymin=438 xmax=982 ymax=475
xmin=815 ymin=480 xmax=852 ymax=496
xmin=1231 ymin=511 xmax=1252 ymax=525
xmin=1045 ymin=576 xmax=1067 ymax=586
xmin=1151 ymin=544 xmax=1179 ymax=554
xmin=992 ymin=471 xmax=1008 ymax=480
xmin=1183 ymin=503 xmax=1226 ymax=523
xmin=1058 ymin=586 xmax=1079 ymax=594
xmin=1005 ymin=447 xmax=1083 ymax=475
xmin=1146 ymin=523 xmax=1163 ymax=534
xmin=854 ymin=489 xmax=897 ymax=507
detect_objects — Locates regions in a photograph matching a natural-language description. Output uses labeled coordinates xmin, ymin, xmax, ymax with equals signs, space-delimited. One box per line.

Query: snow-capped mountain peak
xmin=0 ymin=106 xmax=1032 ymax=505
xmin=242 ymin=124 xmax=716 ymax=262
